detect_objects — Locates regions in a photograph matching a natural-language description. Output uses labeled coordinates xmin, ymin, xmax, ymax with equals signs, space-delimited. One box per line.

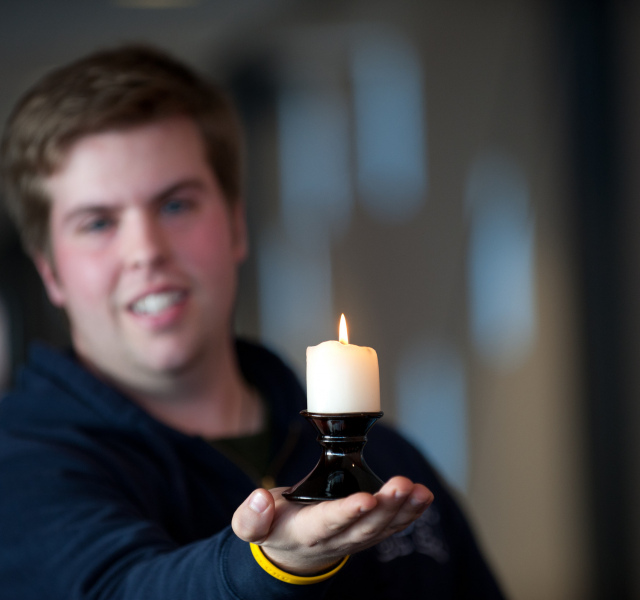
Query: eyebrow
xmin=61 ymin=178 xmax=206 ymax=225
xmin=151 ymin=178 xmax=205 ymax=205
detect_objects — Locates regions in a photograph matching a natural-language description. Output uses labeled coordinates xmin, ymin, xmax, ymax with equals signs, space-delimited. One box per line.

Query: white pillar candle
xmin=306 ymin=315 xmax=380 ymax=413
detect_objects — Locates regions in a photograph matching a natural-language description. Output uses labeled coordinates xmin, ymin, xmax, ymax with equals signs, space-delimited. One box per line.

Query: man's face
xmin=37 ymin=116 xmax=247 ymax=391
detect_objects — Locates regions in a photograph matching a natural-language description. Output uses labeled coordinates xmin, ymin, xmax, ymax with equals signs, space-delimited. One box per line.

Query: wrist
xmin=250 ymin=543 xmax=349 ymax=585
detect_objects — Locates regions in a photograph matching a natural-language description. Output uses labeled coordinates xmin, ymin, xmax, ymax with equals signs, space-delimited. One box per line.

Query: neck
xmin=94 ymin=339 xmax=264 ymax=439
xmin=136 ymin=375 xmax=264 ymax=439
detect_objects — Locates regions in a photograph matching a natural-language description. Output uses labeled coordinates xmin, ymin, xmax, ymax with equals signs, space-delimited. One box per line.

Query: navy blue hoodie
xmin=0 ymin=339 xmax=505 ymax=599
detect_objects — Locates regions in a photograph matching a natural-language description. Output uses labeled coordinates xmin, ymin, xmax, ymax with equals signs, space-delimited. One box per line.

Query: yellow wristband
xmin=249 ymin=543 xmax=349 ymax=585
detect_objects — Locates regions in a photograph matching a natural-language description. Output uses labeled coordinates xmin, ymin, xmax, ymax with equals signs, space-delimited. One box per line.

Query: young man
xmin=0 ymin=45 xmax=505 ymax=598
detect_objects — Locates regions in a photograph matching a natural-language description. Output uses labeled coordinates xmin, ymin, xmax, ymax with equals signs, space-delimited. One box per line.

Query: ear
xmin=230 ymin=199 xmax=249 ymax=263
xmin=33 ymin=252 xmax=67 ymax=308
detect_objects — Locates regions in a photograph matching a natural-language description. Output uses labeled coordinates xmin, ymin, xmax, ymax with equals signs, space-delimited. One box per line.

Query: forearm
xmin=102 ymin=529 xmax=332 ymax=600
xmin=3 ymin=521 xmax=331 ymax=600
xmin=0 ymin=461 xmax=331 ymax=600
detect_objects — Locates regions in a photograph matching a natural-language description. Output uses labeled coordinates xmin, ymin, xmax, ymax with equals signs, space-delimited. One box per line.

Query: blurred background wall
xmin=0 ymin=1 xmax=636 ymax=598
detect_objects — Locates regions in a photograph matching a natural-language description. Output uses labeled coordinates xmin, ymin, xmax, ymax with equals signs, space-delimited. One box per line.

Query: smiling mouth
xmin=130 ymin=291 xmax=186 ymax=315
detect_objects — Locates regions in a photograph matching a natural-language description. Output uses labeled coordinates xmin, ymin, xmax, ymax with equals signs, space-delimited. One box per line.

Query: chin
xmin=140 ymin=344 xmax=203 ymax=377
xmin=141 ymin=352 xmax=193 ymax=375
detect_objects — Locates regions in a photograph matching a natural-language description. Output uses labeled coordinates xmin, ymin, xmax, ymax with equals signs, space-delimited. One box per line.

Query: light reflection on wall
xmin=278 ymin=87 xmax=352 ymax=245
xmin=257 ymin=84 xmax=352 ymax=367
xmin=351 ymin=28 xmax=428 ymax=222
xmin=257 ymin=226 xmax=333 ymax=368
xmin=466 ymin=151 xmax=535 ymax=368
xmin=257 ymin=26 xmax=428 ymax=372
xmin=396 ymin=340 xmax=468 ymax=492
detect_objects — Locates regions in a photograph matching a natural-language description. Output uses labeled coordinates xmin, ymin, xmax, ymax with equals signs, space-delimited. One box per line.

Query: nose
xmin=121 ymin=212 xmax=168 ymax=270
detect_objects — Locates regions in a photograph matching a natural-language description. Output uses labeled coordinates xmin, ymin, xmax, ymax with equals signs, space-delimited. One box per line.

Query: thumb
xmin=232 ymin=489 xmax=275 ymax=543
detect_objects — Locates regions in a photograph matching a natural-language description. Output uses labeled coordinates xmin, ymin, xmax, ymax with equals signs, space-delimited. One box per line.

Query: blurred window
xmin=351 ymin=29 xmax=427 ymax=221
xmin=278 ymin=87 xmax=352 ymax=244
xmin=466 ymin=151 xmax=535 ymax=368
xmin=396 ymin=340 xmax=468 ymax=492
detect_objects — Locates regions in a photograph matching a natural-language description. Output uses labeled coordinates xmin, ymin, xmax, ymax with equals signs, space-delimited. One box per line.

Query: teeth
xmin=131 ymin=291 xmax=184 ymax=315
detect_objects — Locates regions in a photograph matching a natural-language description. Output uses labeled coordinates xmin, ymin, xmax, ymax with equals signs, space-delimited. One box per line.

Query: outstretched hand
xmin=232 ymin=476 xmax=434 ymax=576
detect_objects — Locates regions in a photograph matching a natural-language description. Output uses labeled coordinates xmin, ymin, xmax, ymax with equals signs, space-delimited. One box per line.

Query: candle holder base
xmin=283 ymin=411 xmax=384 ymax=503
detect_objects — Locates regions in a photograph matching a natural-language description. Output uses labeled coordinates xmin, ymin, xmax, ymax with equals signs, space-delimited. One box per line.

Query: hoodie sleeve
xmin=0 ymin=429 xmax=331 ymax=600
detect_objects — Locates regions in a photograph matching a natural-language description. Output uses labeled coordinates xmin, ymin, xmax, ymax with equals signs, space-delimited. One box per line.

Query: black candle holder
xmin=283 ymin=410 xmax=384 ymax=503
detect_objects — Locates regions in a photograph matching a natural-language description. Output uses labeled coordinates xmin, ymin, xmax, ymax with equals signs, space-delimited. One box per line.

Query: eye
xmin=80 ymin=215 xmax=114 ymax=233
xmin=161 ymin=197 xmax=194 ymax=215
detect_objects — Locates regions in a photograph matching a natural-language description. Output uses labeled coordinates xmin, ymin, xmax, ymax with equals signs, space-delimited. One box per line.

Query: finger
xmin=381 ymin=483 xmax=434 ymax=534
xmin=336 ymin=478 xmax=432 ymax=545
xmin=348 ymin=479 xmax=415 ymax=538
xmin=376 ymin=478 xmax=433 ymax=512
xmin=375 ymin=475 xmax=416 ymax=499
xmin=231 ymin=489 xmax=275 ymax=543
xmin=259 ymin=492 xmax=379 ymax=574
xmin=315 ymin=491 xmax=378 ymax=538
xmin=271 ymin=491 xmax=377 ymax=544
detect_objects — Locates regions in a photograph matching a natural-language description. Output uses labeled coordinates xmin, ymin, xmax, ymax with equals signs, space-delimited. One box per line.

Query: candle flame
xmin=339 ymin=314 xmax=349 ymax=344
